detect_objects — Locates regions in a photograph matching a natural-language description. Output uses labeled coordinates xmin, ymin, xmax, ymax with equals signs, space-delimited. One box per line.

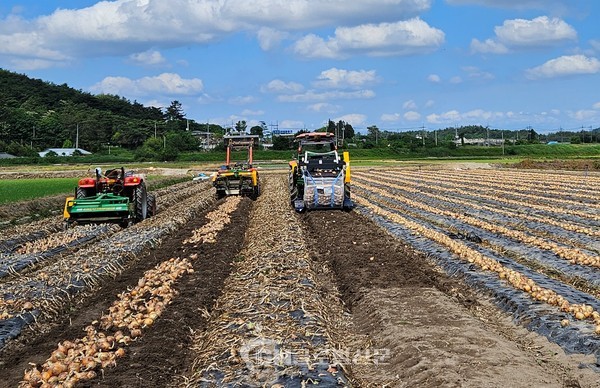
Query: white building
xmin=38 ymin=148 xmax=92 ymax=157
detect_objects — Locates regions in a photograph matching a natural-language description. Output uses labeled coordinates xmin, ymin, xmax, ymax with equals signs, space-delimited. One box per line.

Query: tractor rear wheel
xmin=146 ymin=193 xmax=157 ymax=217
xmin=250 ymin=185 xmax=260 ymax=200
xmin=133 ymin=183 xmax=148 ymax=222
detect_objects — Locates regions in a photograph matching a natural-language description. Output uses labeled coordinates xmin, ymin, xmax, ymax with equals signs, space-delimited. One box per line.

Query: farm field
xmin=0 ymin=165 xmax=598 ymax=387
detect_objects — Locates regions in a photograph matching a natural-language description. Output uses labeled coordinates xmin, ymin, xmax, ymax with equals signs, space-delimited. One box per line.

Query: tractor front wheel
xmin=133 ymin=183 xmax=148 ymax=223
xmin=76 ymin=187 xmax=91 ymax=199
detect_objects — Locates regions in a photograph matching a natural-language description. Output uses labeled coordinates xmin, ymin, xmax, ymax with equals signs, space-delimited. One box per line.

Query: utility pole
xmin=206 ymin=121 xmax=210 ymax=151
xmin=434 ymin=129 xmax=438 ymax=146
xmin=421 ymin=125 xmax=425 ymax=146
xmin=154 ymin=122 xmax=157 ymax=138
xmin=76 ymin=123 xmax=79 ymax=149
xmin=501 ymin=131 xmax=505 ymax=155
xmin=559 ymin=126 xmax=563 ymax=143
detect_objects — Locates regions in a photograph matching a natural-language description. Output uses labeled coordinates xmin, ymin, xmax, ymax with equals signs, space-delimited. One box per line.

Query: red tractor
xmin=64 ymin=167 xmax=156 ymax=227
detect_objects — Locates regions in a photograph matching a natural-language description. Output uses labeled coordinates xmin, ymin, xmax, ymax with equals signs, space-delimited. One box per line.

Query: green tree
xmin=165 ymin=131 xmax=199 ymax=151
xmin=6 ymin=142 xmax=37 ymax=157
xmin=367 ymin=125 xmax=380 ymax=145
xmin=165 ymin=100 xmax=185 ymax=121
xmin=343 ymin=123 xmax=355 ymax=139
xmin=272 ymin=136 xmax=292 ymax=150
xmin=249 ymin=126 xmax=263 ymax=137
xmin=250 ymin=121 xmax=267 ymax=137
xmin=526 ymin=127 xmax=538 ymax=143
xmin=135 ymin=137 xmax=163 ymax=161
xmin=234 ymin=120 xmax=247 ymax=134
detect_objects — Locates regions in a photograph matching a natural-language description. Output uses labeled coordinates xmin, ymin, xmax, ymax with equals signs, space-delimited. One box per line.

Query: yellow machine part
xmin=343 ymin=151 xmax=351 ymax=183
xmin=64 ymin=196 xmax=75 ymax=219
xmin=214 ymin=170 xmax=258 ymax=186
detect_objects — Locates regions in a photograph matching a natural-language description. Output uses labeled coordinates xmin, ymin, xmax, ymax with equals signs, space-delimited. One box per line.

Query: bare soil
xmin=1 ymin=195 xmax=599 ymax=387
xmin=0 ymin=198 xmax=252 ymax=387
xmin=302 ymin=210 xmax=600 ymax=388
xmin=509 ymin=159 xmax=600 ymax=171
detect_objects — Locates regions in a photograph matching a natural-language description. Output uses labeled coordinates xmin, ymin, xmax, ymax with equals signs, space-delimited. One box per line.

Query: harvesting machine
xmin=212 ymin=134 xmax=260 ymax=199
xmin=288 ymin=132 xmax=353 ymax=212
xmin=64 ymin=167 xmax=156 ymax=227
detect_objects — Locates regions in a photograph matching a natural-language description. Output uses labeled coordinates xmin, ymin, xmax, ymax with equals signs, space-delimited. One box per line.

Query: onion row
xmin=20 ymin=196 xmax=243 ymax=387
xmin=354 ymin=172 xmax=600 ymax=238
xmin=354 ymin=193 xmax=600 ymax=335
xmin=354 ymin=177 xmax=600 ymax=267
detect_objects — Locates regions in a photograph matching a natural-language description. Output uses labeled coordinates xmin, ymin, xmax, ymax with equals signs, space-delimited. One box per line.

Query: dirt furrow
xmin=183 ymin=175 xmax=352 ymax=387
xmin=302 ymin=209 xmax=600 ymax=387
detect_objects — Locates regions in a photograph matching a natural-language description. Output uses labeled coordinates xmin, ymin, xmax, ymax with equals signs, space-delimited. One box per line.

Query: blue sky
xmin=1 ymin=0 xmax=599 ymax=133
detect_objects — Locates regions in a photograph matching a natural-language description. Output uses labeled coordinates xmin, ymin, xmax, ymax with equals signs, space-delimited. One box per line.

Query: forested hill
xmin=0 ymin=68 xmax=165 ymax=155
xmin=0 ymin=69 xmax=162 ymax=119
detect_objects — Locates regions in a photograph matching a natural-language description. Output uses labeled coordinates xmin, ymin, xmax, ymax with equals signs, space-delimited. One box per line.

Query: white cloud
xmin=241 ymin=109 xmax=264 ymax=116
xmin=90 ymin=72 xmax=203 ymax=96
xmin=404 ymin=111 xmax=421 ymax=121
xmin=428 ymin=74 xmax=441 ymax=83
xmin=196 ymin=93 xmax=222 ymax=104
xmin=278 ymin=89 xmax=376 ymax=102
xmin=279 ymin=120 xmax=306 ymax=129
xmin=0 ymin=0 xmax=433 ymax=65
xmin=568 ymin=110 xmax=598 ymax=121
xmin=307 ymin=103 xmax=341 ymax=113
xmin=129 ymin=50 xmax=166 ymax=66
xmin=261 ymin=79 xmax=304 ymax=94
xmin=496 ymin=16 xmax=576 ymax=46
xmin=334 ymin=114 xmax=367 ymax=126
xmin=593 ymin=102 xmax=600 ymax=109
xmin=425 ymin=99 xmax=435 ymax=108
xmin=471 ymin=16 xmax=576 ymax=54
xmin=212 ymin=115 xmax=253 ymax=127
xmin=5 ymin=58 xmax=59 ymax=70
xmin=463 ymin=66 xmax=495 ymax=80
xmin=525 ymin=55 xmax=600 ymax=79
xmin=256 ymin=27 xmax=288 ymax=50
xmin=381 ymin=113 xmax=402 ymax=122
xmin=426 ymin=109 xmax=504 ymax=124
xmin=229 ymin=95 xmax=258 ymax=105
xmin=0 ymin=31 xmax=69 ymax=62
xmin=470 ymin=38 xmax=508 ymax=54
xmin=403 ymin=100 xmax=418 ymax=110
xmin=145 ymin=99 xmax=166 ymax=109
xmin=293 ymin=18 xmax=444 ymax=59
xmin=445 ymin=0 xmax=570 ymax=12
xmin=314 ymin=68 xmax=378 ymax=89
xmin=449 ymin=76 xmax=463 ymax=84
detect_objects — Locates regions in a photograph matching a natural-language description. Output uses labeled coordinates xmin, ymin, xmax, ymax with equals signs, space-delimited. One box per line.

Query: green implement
xmin=64 ymin=193 xmax=132 ymax=225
